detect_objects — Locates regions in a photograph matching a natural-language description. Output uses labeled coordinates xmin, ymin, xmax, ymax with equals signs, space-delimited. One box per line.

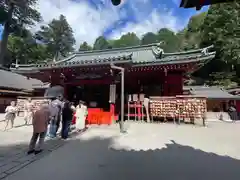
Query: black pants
xmin=61 ymin=120 xmax=71 ymax=139
xmin=29 ymin=132 xmax=46 ymax=151
xmin=229 ymin=111 xmax=238 ymax=121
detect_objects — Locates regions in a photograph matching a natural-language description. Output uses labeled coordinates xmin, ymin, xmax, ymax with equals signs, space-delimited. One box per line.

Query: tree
xmin=0 ymin=6 xmax=8 ymax=24
xmin=7 ymin=30 xmax=50 ymax=65
xmin=178 ymin=12 xmax=207 ymax=51
xmin=157 ymin=28 xmax=180 ymax=52
xmin=93 ymin=36 xmax=110 ymax=50
xmin=36 ymin=14 xmax=75 ymax=60
xmin=0 ymin=0 xmax=41 ymax=66
xmin=141 ymin=32 xmax=158 ymax=45
xmin=79 ymin=41 xmax=92 ymax=51
xmin=112 ymin=32 xmax=140 ymax=48
xmin=199 ymin=2 xmax=240 ymax=85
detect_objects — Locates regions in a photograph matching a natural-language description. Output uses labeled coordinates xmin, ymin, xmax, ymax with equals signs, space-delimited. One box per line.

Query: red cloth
xmin=72 ymin=113 xmax=76 ymax=125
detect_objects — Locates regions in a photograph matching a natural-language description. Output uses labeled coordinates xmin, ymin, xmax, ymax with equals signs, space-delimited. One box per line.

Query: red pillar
xmin=109 ymin=84 xmax=116 ymax=123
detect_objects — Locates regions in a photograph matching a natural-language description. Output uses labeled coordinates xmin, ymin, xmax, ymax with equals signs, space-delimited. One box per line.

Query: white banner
xmin=109 ymin=84 xmax=116 ymax=103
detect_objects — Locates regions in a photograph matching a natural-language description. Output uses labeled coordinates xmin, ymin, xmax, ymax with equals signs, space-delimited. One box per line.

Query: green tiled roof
xmin=0 ymin=69 xmax=45 ymax=90
xmin=11 ymin=43 xmax=216 ymax=71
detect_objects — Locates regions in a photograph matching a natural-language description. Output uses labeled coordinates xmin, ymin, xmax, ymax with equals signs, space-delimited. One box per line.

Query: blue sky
xmin=0 ymin=0 xmax=208 ymax=46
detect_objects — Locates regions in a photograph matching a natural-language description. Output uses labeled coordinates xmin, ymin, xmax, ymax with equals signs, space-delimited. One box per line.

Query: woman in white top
xmin=4 ymin=101 xmax=18 ymax=130
xmin=75 ymin=100 xmax=88 ymax=131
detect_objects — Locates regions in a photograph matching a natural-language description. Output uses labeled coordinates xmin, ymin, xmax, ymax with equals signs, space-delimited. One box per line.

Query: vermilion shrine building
xmin=11 ymin=43 xmax=216 ymax=123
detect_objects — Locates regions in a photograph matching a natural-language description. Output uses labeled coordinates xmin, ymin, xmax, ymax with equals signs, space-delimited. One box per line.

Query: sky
xmin=0 ymin=0 xmax=208 ymax=48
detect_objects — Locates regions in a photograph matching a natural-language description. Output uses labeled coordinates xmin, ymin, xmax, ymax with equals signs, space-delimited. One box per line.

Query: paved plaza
xmin=1 ymin=120 xmax=240 ymax=180
xmin=0 ymin=114 xmax=74 ymax=179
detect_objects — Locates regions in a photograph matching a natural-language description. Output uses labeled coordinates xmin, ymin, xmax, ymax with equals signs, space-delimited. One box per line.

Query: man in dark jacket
xmin=61 ymin=101 xmax=74 ymax=139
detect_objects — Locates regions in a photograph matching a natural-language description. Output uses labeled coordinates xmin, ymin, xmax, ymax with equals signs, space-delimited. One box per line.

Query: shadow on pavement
xmin=13 ymin=124 xmax=32 ymax=128
xmin=1 ymin=134 xmax=240 ymax=180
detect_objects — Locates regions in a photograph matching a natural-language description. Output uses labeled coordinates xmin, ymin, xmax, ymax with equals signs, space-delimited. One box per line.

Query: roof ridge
xmin=164 ymin=45 xmax=214 ymax=56
xmin=75 ymin=43 xmax=158 ymax=54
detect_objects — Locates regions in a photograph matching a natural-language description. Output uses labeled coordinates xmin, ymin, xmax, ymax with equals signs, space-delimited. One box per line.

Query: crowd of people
xmin=3 ymin=96 xmax=88 ymax=155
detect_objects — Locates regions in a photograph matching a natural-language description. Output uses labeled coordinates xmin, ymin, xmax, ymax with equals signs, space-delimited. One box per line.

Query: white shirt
xmin=24 ymin=102 xmax=33 ymax=111
xmin=5 ymin=106 xmax=17 ymax=113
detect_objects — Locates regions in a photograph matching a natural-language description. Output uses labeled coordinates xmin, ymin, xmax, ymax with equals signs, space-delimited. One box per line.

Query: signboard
xmin=109 ymin=84 xmax=116 ymax=103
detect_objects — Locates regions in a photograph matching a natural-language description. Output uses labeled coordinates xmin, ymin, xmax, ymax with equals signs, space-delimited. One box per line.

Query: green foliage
xmin=7 ymin=30 xmax=50 ymax=64
xmin=0 ymin=0 xmax=41 ymax=66
xmin=141 ymin=32 xmax=159 ymax=45
xmin=0 ymin=6 xmax=8 ymax=24
xmin=206 ymin=72 xmax=238 ymax=88
xmin=178 ymin=12 xmax=207 ymax=51
xmin=36 ymin=14 xmax=76 ymax=59
xmin=2 ymin=0 xmax=41 ymax=33
xmin=157 ymin=28 xmax=181 ymax=52
xmin=112 ymin=32 xmax=140 ymax=48
xmin=198 ymin=2 xmax=240 ymax=86
xmin=79 ymin=41 xmax=92 ymax=51
xmin=93 ymin=36 xmax=111 ymax=50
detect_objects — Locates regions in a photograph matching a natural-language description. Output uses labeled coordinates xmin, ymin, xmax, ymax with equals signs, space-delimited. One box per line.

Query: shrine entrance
xmin=66 ymin=84 xmax=110 ymax=111
xmin=64 ymin=79 xmax=115 ymax=125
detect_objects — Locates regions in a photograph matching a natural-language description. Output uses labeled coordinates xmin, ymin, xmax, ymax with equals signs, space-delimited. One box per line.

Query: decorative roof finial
xmin=156 ymin=41 xmax=164 ymax=47
xmin=152 ymin=42 xmax=165 ymax=59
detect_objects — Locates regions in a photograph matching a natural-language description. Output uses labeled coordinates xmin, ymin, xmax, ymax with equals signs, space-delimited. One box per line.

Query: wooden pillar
xmin=163 ymin=68 xmax=168 ymax=96
xmin=179 ymin=72 xmax=183 ymax=95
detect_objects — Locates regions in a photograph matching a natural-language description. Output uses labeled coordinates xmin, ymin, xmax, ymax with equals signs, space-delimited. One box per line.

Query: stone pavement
xmin=2 ymin=121 xmax=240 ymax=180
xmin=0 ymin=114 xmax=78 ymax=179
xmin=0 ymin=114 xmax=33 ymax=158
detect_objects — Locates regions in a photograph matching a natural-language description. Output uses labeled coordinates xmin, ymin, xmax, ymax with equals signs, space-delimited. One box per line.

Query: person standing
xmin=47 ymin=98 xmax=59 ymax=138
xmin=143 ymin=96 xmax=150 ymax=123
xmin=61 ymin=101 xmax=74 ymax=139
xmin=24 ymin=98 xmax=33 ymax=125
xmin=27 ymin=104 xmax=50 ymax=155
xmin=51 ymin=95 xmax=64 ymax=134
xmin=4 ymin=101 xmax=18 ymax=130
xmin=75 ymin=101 xmax=88 ymax=131
xmin=228 ymin=101 xmax=238 ymax=121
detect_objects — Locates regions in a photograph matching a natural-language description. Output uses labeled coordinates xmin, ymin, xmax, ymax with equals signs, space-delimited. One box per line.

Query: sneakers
xmin=34 ymin=150 xmax=43 ymax=155
xmin=27 ymin=150 xmax=35 ymax=155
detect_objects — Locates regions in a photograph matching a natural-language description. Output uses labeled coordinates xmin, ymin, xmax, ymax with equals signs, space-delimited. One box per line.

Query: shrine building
xmin=11 ymin=43 xmax=216 ymax=123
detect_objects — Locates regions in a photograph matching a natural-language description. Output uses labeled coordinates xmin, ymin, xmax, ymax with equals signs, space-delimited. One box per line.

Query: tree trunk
xmin=0 ymin=3 xmax=14 ymax=67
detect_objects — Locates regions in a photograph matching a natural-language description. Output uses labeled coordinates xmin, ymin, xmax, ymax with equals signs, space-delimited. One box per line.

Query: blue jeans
xmin=48 ymin=120 xmax=57 ymax=138
xmin=61 ymin=120 xmax=71 ymax=139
